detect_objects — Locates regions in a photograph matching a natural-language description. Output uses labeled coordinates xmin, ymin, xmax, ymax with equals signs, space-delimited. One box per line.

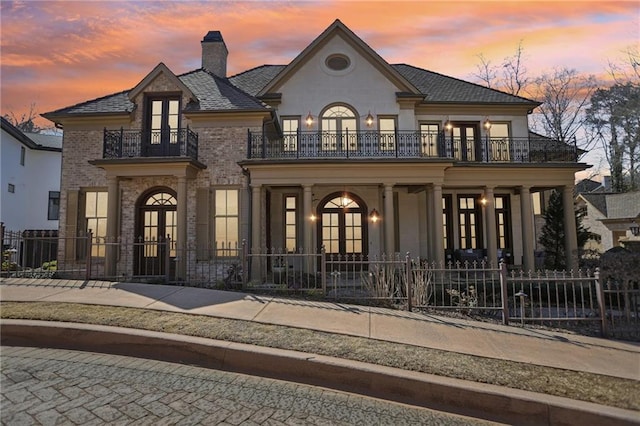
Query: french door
xmin=145 ymin=97 xmax=180 ymax=156
xmin=450 ymin=124 xmax=479 ymax=161
xmin=318 ymin=193 xmax=367 ymax=261
xmin=136 ymin=190 xmax=177 ymax=276
xmin=321 ymin=105 xmax=357 ymax=152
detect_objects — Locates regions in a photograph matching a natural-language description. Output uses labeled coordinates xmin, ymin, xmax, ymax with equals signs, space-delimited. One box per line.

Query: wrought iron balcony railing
xmin=247 ymin=130 xmax=578 ymax=163
xmin=103 ymin=128 xmax=199 ymax=160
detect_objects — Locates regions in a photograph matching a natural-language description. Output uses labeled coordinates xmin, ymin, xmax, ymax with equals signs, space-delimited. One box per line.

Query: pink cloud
xmin=1 ymin=0 xmax=637 ymax=128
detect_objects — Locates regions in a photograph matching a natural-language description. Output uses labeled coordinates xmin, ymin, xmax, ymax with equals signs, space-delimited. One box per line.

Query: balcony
xmin=247 ymin=130 xmax=578 ymax=163
xmin=103 ymin=128 xmax=198 ymax=160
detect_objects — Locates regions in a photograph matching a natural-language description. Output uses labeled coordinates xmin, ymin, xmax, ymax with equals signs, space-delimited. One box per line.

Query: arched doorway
xmin=135 ymin=188 xmax=177 ymax=276
xmin=317 ymin=192 xmax=368 ymax=259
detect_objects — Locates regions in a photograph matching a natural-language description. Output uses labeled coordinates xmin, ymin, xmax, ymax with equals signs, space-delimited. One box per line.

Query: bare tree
xmin=529 ymin=68 xmax=597 ymax=153
xmin=2 ymin=103 xmax=58 ymax=134
xmin=472 ymin=41 xmax=528 ymax=96
xmin=501 ymin=41 xmax=528 ymax=96
xmin=608 ymin=45 xmax=640 ymax=86
xmin=586 ymin=83 xmax=640 ymax=192
xmin=473 ymin=53 xmax=497 ymax=89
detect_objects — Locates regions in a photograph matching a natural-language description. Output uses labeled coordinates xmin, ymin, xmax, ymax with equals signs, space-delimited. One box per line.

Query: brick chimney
xmin=201 ymin=31 xmax=228 ymax=77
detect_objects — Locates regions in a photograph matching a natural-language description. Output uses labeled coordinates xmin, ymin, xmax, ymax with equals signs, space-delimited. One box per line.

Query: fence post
xmin=165 ymin=235 xmax=171 ymax=283
xmin=85 ymin=231 xmax=93 ymax=281
xmin=321 ymin=246 xmax=327 ymax=296
xmin=500 ymin=260 xmax=509 ymax=325
xmin=594 ymin=268 xmax=608 ymax=337
xmin=241 ymin=239 xmax=248 ymax=290
xmin=405 ymin=252 xmax=413 ymax=312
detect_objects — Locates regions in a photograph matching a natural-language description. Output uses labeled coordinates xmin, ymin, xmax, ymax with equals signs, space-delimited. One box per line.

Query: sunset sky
xmin=1 ymin=1 xmax=638 ymax=159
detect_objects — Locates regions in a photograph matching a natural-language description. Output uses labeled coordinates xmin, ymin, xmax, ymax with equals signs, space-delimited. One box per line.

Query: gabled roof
xmin=229 ymin=64 xmax=540 ymax=106
xmin=129 ymin=63 xmax=196 ymax=102
xmin=1 ymin=117 xmax=62 ymax=152
xmin=229 ymin=65 xmax=286 ymax=97
xmin=579 ymin=193 xmax=608 ymax=216
xmin=44 ymin=19 xmax=542 ymax=122
xmin=578 ymin=191 xmax=640 ymax=220
xmin=43 ymin=69 xmax=269 ymax=120
xmin=180 ymin=69 xmax=267 ymax=111
xmin=575 ymin=178 xmax=602 ymax=194
xmin=257 ymin=19 xmax=421 ymax=96
xmin=393 ymin=64 xmax=540 ymax=106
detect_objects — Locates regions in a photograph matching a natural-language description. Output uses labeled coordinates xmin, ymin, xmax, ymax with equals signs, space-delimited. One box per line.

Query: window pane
xmin=97 ymin=192 xmax=108 ymax=215
xmin=491 ymin=123 xmax=509 ymax=138
xmin=86 ymin=192 xmax=97 ymax=217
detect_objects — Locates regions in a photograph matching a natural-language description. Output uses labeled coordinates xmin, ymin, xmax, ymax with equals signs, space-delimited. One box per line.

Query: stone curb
xmin=1 ymin=320 xmax=637 ymax=426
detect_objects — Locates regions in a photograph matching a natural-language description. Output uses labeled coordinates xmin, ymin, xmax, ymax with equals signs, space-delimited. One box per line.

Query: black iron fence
xmin=247 ymin=130 xmax=578 ymax=163
xmin=2 ymin=229 xmax=636 ymax=339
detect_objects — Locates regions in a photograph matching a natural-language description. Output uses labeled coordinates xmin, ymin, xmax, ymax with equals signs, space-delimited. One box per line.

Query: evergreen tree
xmin=538 ymin=190 xmax=596 ymax=270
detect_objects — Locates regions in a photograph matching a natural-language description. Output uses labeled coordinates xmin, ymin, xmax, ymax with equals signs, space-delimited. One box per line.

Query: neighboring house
xmin=0 ymin=117 xmax=62 ymax=231
xmin=577 ymin=191 xmax=640 ymax=252
xmin=42 ymin=20 xmax=587 ymax=280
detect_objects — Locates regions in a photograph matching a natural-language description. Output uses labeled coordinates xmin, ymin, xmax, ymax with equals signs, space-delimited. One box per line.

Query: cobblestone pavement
xmin=1 ymin=346 xmax=497 ymax=425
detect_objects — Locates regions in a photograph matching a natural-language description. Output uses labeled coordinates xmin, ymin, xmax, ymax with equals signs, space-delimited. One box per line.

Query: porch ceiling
xmin=243 ymin=161 xmax=452 ymax=186
xmin=444 ymin=163 xmax=588 ymax=188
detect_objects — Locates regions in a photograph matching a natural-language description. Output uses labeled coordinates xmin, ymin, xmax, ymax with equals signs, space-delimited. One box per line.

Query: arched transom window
xmin=321 ymin=105 xmax=357 ymax=151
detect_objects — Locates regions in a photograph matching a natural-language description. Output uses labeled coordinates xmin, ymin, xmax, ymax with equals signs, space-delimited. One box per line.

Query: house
xmin=577 ymin=191 xmax=640 ymax=252
xmin=1 ymin=117 xmax=62 ymax=232
xmin=42 ymin=20 xmax=587 ymax=281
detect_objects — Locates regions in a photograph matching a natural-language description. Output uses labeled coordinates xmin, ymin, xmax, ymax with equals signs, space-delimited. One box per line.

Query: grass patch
xmin=1 ymin=301 xmax=638 ymax=411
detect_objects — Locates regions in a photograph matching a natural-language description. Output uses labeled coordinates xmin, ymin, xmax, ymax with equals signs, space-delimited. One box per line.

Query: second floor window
xmin=145 ymin=96 xmax=180 ymax=156
xmin=282 ymin=118 xmax=299 ymax=152
xmin=378 ymin=117 xmax=397 ymax=151
xmin=48 ymin=191 xmax=60 ymax=220
xmin=321 ymin=105 xmax=357 ymax=151
xmin=489 ymin=123 xmax=511 ymax=161
xmin=420 ymin=123 xmax=440 ymax=156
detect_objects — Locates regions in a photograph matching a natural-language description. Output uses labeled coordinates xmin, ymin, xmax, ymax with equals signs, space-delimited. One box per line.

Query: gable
xmin=259 ymin=19 xmax=419 ymax=97
xmin=129 ymin=63 xmax=197 ymax=102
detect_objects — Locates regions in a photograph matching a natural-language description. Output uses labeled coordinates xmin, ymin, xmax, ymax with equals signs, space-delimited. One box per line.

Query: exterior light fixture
xmin=631 ymin=221 xmax=640 ymax=236
xmin=483 ymin=117 xmax=492 ymax=130
xmin=310 ymin=214 xmax=317 ymax=222
xmin=480 ymin=197 xmax=488 ymax=206
xmin=365 ymin=111 xmax=374 ymax=127
xmin=444 ymin=118 xmax=453 ymax=131
xmin=305 ymin=111 xmax=314 ymax=127
xmin=340 ymin=194 xmax=351 ymax=208
xmin=369 ymin=208 xmax=380 ymax=223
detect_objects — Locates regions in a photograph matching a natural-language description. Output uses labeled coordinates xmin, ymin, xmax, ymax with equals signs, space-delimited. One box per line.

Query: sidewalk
xmin=1 ymin=277 xmax=638 ymax=380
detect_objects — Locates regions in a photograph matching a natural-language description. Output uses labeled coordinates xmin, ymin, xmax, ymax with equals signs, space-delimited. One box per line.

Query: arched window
xmin=321 ymin=105 xmax=358 ymax=152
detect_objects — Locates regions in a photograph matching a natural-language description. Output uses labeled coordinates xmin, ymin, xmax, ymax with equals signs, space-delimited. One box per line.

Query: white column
xmin=563 ymin=185 xmax=578 ymax=271
xmin=484 ymin=186 xmax=498 ymax=266
xmin=105 ymin=176 xmax=119 ymax=277
xmin=383 ymin=184 xmax=395 ymax=254
xmin=520 ymin=186 xmax=534 ymax=271
xmin=176 ymin=176 xmax=188 ymax=280
xmin=432 ymin=184 xmax=444 ymax=265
